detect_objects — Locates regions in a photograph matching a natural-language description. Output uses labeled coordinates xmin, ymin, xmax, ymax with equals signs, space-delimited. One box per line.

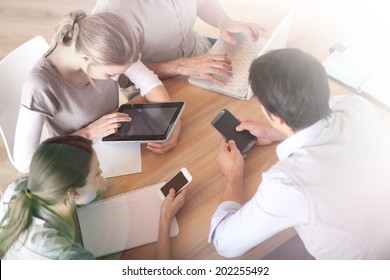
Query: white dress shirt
xmin=208 ymin=98 xmax=339 ymax=258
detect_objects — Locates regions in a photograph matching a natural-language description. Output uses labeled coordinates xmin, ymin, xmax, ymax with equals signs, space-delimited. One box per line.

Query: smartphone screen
xmin=160 ymin=168 xmax=191 ymax=197
xmin=211 ymin=109 xmax=256 ymax=153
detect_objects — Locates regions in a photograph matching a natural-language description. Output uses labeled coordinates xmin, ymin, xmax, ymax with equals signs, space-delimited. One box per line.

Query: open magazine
xmin=323 ymin=35 xmax=390 ymax=109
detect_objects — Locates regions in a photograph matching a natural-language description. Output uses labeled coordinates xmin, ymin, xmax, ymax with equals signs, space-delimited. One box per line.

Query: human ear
xmin=67 ymin=189 xmax=80 ymax=201
xmin=271 ymin=114 xmax=286 ymax=126
xmin=270 ymin=114 xmax=295 ymax=136
xmin=73 ymin=185 xmax=98 ymax=205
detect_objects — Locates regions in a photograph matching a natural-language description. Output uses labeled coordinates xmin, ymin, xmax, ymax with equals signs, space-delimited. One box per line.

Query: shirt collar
xmin=276 ymin=115 xmax=334 ymax=160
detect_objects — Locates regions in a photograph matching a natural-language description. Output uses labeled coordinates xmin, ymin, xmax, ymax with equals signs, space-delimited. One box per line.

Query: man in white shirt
xmin=209 ymin=48 xmax=390 ymax=259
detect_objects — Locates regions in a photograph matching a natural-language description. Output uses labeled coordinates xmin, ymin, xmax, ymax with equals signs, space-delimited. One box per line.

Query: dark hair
xmin=249 ymin=48 xmax=331 ymax=131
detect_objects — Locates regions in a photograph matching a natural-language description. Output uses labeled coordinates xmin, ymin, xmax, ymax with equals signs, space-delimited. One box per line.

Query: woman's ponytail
xmin=0 ymin=178 xmax=37 ymax=257
xmin=55 ymin=10 xmax=87 ymax=46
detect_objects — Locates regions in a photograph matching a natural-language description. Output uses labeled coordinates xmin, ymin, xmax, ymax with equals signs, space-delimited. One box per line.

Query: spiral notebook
xmin=76 ymin=182 xmax=179 ymax=258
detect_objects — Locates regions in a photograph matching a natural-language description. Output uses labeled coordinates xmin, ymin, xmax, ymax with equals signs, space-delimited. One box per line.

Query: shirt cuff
xmin=208 ymin=201 xmax=242 ymax=243
xmin=124 ymin=60 xmax=162 ymax=96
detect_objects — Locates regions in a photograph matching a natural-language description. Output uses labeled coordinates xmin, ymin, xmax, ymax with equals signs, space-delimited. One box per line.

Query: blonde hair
xmin=55 ymin=10 xmax=139 ymax=66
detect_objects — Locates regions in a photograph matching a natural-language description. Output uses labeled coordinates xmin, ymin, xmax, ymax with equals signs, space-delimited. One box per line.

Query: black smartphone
xmin=158 ymin=168 xmax=192 ymax=200
xmin=211 ymin=109 xmax=256 ymax=153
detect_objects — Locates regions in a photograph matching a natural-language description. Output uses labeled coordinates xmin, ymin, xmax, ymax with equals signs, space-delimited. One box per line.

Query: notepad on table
xmin=93 ymin=138 xmax=142 ymax=178
xmin=76 ymin=182 xmax=179 ymax=258
xmin=323 ymin=35 xmax=390 ymax=109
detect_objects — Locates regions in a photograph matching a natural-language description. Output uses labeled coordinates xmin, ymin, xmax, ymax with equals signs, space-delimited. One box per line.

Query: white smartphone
xmin=158 ymin=168 xmax=192 ymax=200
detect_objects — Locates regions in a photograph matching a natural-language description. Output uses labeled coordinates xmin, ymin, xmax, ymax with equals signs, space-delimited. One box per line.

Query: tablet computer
xmin=102 ymin=102 xmax=185 ymax=143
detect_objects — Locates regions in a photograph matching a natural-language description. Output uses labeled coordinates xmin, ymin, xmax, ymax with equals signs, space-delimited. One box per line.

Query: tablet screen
xmin=102 ymin=102 xmax=184 ymax=142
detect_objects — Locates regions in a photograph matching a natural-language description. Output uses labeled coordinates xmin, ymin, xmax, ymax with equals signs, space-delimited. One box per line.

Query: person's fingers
xmin=236 ymin=121 xmax=257 ymax=133
xmin=209 ymin=54 xmax=232 ymax=65
xmin=227 ymin=139 xmax=238 ymax=152
xmin=146 ymin=143 xmax=171 ymax=154
xmin=220 ymin=137 xmax=228 ymax=147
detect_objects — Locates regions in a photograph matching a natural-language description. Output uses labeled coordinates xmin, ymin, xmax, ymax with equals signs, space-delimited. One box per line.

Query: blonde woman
xmin=0 ymin=135 xmax=187 ymax=259
xmin=13 ymin=10 xmax=180 ymax=173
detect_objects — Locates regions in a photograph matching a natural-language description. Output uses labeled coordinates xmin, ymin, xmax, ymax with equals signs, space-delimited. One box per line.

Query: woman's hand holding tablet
xmin=102 ymin=102 xmax=185 ymax=143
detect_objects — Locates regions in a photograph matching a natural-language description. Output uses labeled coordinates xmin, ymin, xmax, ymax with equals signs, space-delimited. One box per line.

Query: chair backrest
xmin=0 ymin=36 xmax=49 ymax=167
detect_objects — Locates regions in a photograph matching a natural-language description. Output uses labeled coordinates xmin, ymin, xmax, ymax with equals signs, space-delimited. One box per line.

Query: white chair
xmin=0 ymin=36 xmax=49 ymax=168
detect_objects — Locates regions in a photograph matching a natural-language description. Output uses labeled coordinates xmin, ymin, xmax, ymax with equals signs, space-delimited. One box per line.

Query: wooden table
xmin=103 ymin=72 xmax=390 ymax=261
xmin=103 ymin=76 xmax=296 ymax=260
xmin=100 ymin=1 xmax=390 ymax=259
xmin=0 ymin=0 xmax=389 ymax=261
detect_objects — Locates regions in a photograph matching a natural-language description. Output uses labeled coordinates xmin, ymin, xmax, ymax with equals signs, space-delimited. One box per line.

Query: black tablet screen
xmin=118 ymin=107 xmax=177 ymax=136
xmin=102 ymin=102 xmax=184 ymax=142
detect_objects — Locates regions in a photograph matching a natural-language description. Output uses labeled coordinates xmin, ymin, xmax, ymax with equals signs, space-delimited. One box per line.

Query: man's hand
xmin=236 ymin=118 xmax=287 ymax=145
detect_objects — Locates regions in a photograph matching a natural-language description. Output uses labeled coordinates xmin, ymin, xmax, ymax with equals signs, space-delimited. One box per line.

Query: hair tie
xmin=70 ymin=14 xmax=82 ymax=40
xmin=23 ymin=188 xmax=34 ymax=200
xmin=72 ymin=14 xmax=81 ymax=30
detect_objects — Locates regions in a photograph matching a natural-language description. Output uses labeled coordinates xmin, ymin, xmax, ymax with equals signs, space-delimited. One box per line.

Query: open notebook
xmin=188 ymin=7 xmax=295 ymax=100
xmin=76 ymin=182 xmax=179 ymax=258
xmin=323 ymin=35 xmax=390 ymax=109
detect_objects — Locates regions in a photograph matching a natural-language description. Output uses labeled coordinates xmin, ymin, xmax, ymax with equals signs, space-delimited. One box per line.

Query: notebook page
xmin=76 ymin=182 xmax=179 ymax=258
xmin=93 ymin=139 xmax=142 ymax=178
